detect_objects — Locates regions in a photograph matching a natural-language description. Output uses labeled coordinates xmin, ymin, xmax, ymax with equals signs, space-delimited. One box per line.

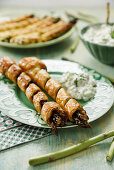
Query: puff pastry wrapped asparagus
xmin=0 ymin=14 xmax=76 ymax=44
xmin=19 ymin=57 xmax=91 ymax=128
xmin=0 ymin=16 xmax=39 ymax=32
xmin=0 ymin=57 xmax=67 ymax=135
xmin=0 ymin=17 xmax=57 ymax=42
xmin=10 ymin=21 xmax=73 ymax=44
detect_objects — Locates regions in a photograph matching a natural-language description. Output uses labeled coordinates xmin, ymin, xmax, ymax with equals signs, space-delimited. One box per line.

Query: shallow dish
xmin=0 ymin=11 xmax=75 ymax=48
xmin=80 ymin=23 xmax=114 ymax=65
xmin=0 ymin=60 xmax=113 ymax=128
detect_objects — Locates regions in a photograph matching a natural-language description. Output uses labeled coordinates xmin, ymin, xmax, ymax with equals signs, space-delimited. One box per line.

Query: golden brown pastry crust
xmin=64 ymin=99 xmax=88 ymax=122
xmin=41 ymin=101 xmax=67 ymax=126
xmin=0 ymin=18 xmax=55 ymax=42
xmin=7 ymin=64 xmax=22 ymax=83
xmin=33 ymin=91 xmax=48 ymax=113
xmin=0 ymin=14 xmax=75 ymax=45
xmin=35 ymin=69 xmax=50 ymax=89
xmin=0 ymin=57 xmax=15 ymax=75
xmin=10 ymin=32 xmax=41 ymax=44
xmin=25 ymin=83 xmax=41 ymax=103
xmin=40 ymin=22 xmax=73 ymax=42
xmin=19 ymin=57 xmax=47 ymax=71
xmin=17 ymin=72 xmax=32 ymax=93
xmin=0 ymin=56 xmax=68 ymax=133
xmin=0 ymin=18 xmax=39 ymax=32
xmin=19 ymin=57 xmax=90 ymax=128
xmin=45 ymin=78 xmax=62 ymax=100
xmin=25 ymin=67 xmax=41 ymax=80
xmin=56 ymin=88 xmax=71 ymax=109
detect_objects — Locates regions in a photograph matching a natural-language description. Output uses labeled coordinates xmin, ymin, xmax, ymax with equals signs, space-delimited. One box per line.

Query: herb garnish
xmin=111 ymin=31 xmax=114 ymax=39
xmin=74 ymin=79 xmax=78 ymax=86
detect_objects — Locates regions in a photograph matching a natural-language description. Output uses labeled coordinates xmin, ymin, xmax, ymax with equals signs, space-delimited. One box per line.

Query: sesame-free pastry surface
xmin=0 ymin=14 xmax=76 ymax=48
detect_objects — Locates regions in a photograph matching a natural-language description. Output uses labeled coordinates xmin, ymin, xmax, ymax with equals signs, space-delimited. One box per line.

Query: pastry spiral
xmin=0 ymin=57 xmax=68 ymax=135
xmin=19 ymin=57 xmax=91 ymax=128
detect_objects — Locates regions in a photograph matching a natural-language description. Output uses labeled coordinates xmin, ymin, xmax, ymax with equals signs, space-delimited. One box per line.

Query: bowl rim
xmin=79 ymin=22 xmax=114 ymax=48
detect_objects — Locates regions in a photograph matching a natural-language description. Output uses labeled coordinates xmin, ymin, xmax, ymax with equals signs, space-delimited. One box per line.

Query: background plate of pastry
xmin=0 ymin=10 xmax=76 ymax=48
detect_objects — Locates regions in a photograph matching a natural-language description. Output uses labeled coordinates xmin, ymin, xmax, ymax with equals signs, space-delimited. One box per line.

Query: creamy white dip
xmin=60 ymin=72 xmax=97 ymax=101
xmin=83 ymin=24 xmax=114 ymax=46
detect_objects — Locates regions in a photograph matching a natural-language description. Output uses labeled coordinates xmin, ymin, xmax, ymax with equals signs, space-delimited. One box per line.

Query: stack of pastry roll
xmin=0 ymin=17 xmax=56 ymax=42
xmin=0 ymin=57 xmax=68 ymax=135
xmin=10 ymin=20 xmax=73 ymax=44
xmin=9 ymin=17 xmax=61 ymax=44
xmin=0 ymin=14 xmax=76 ymax=44
xmin=19 ymin=57 xmax=91 ymax=128
xmin=0 ymin=15 xmax=40 ymax=32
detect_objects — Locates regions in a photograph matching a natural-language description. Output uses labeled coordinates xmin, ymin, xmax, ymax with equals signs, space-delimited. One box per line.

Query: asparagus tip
xmin=106 ymin=156 xmax=112 ymax=162
xmin=51 ymin=122 xmax=58 ymax=136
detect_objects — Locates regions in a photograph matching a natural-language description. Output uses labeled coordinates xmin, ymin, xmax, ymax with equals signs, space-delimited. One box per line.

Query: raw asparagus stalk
xmin=66 ymin=11 xmax=98 ymax=24
xmin=78 ymin=17 xmax=97 ymax=24
xmin=70 ymin=26 xmax=80 ymax=53
xmin=106 ymin=138 xmax=114 ymax=162
xmin=77 ymin=11 xmax=99 ymax=22
xmin=111 ymin=31 xmax=114 ymax=38
xmin=29 ymin=130 xmax=114 ymax=166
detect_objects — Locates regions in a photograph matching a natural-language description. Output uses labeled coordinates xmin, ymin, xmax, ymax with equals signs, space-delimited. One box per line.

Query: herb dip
xmin=60 ymin=72 xmax=96 ymax=101
xmin=83 ymin=24 xmax=114 ymax=46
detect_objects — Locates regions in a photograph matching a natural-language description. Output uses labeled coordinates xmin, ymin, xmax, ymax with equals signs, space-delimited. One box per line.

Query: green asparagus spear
xmin=77 ymin=11 xmax=99 ymax=22
xmin=70 ymin=26 xmax=80 ymax=53
xmin=111 ymin=31 xmax=114 ymax=39
xmin=106 ymin=138 xmax=114 ymax=162
xmin=29 ymin=130 xmax=114 ymax=166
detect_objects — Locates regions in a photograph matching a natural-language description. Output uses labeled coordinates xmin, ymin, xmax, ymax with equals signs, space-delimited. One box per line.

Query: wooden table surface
xmin=0 ymin=7 xmax=114 ymax=170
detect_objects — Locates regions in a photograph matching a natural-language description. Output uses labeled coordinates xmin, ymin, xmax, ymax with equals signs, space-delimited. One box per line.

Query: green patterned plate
xmin=0 ymin=60 xmax=113 ymax=128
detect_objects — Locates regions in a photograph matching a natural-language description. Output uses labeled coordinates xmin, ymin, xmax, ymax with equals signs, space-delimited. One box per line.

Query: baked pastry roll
xmin=45 ymin=78 xmax=62 ymax=100
xmin=40 ymin=22 xmax=73 ymax=42
xmin=33 ymin=91 xmax=48 ymax=113
xmin=56 ymin=88 xmax=71 ymax=109
xmin=19 ymin=57 xmax=91 ymax=128
xmin=35 ymin=69 xmax=50 ymax=89
xmin=0 ymin=17 xmax=57 ymax=42
xmin=17 ymin=72 xmax=32 ymax=93
xmin=0 ymin=17 xmax=39 ymax=32
xmin=19 ymin=57 xmax=47 ymax=86
xmin=10 ymin=32 xmax=41 ymax=44
xmin=0 ymin=56 xmax=68 ymax=136
xmin=26 ymin=83 xmax=41 ymax=103
xmin=7 ymin=64 xmax=22 ymax=83
xmin=40 ymin=20 xmax=64 ymax=34
xmin=19 ymin=57 xmax=52 ymax=91
xmin=0 ymin=56 xmax=15 ymax=75
xmin=19 ymin=57 xmax=47 ymax=72
xmin=41 ymin=101 xmax=67 ymax=135
xmin=64 ymin=99 xmax=91 ymax=128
